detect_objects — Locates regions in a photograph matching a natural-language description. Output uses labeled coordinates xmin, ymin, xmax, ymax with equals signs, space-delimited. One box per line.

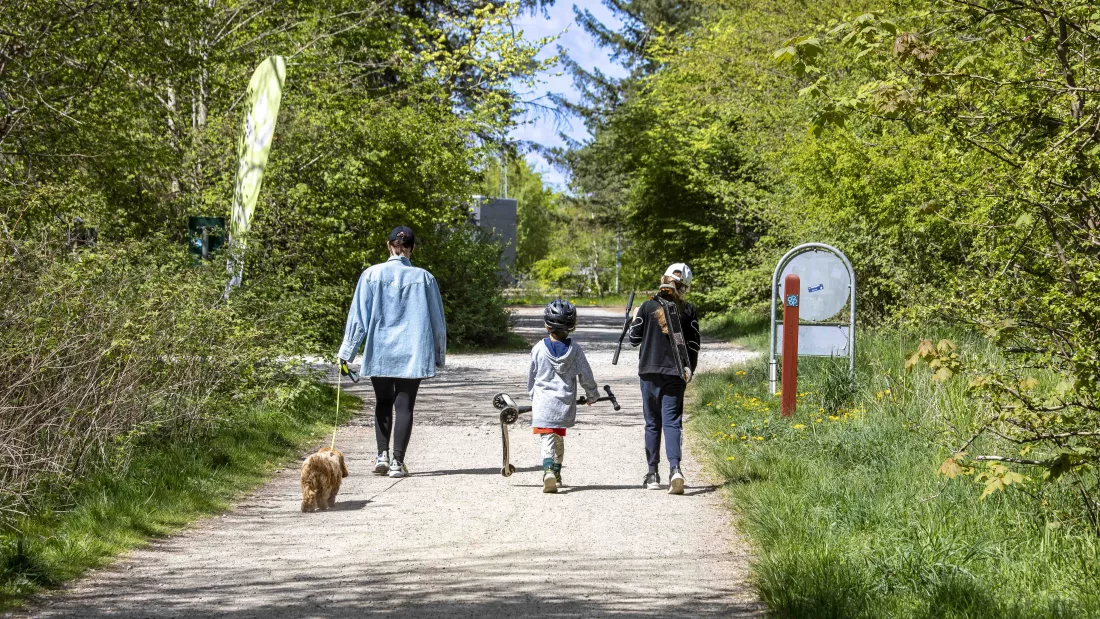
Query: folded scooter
xmin=491 ymin=385 xmax=620 ymax=477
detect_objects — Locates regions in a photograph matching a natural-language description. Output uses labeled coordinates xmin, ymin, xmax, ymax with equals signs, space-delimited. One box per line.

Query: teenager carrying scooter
xmin=626 ymin=263 xmax=700 ymax=495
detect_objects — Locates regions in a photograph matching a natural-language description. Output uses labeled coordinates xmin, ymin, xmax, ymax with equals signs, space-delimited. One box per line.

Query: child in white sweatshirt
xmin=527 ymin=300 xmax=599 ymax=493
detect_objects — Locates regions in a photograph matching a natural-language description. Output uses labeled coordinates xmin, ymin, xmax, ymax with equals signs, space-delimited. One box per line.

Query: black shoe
xmin=668 ymin=466 xmax=685 ymax=495
xmin=643 ymin=471 xmax=661 ymax=490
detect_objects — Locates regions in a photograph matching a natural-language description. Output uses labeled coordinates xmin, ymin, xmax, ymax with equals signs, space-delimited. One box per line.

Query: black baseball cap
xmin=388 ymin=226 xmax=415 ymax=246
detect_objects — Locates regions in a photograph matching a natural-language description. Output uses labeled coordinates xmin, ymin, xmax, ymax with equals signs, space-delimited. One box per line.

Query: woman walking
xmin=337 ymin=226 xmax=447 ymax=478
xmin=627 ymin=263 xmax=700 ymax=494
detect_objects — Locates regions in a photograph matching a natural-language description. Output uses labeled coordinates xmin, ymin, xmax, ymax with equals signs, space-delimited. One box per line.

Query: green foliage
xmin=699 ymin=308 xmax=771 ymax=350
xmin=570 ymin=0 xmax=1100 ymax=532
xmin=691 ymin=327 xmax=1100 ymax=617
xmin=0 ymin=382 xmax=357 ymax=608
xmin=780 ymin=0 xmax=1100 ymax=522
xmin=2 ymin=0 xmax=549 ymax=346
xmin=530 ymin=255 xmax=577 ymax=291
xmin=0 ymin=1 xmax=549 ymax=592
xmin=0 ymin=238 xmax=317 ymax=520
xmin=415 ymin=224 xmax=514 ymax=349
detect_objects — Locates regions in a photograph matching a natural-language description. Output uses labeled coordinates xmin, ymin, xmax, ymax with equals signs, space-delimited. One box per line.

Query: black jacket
xmin=627 ymin=296 xmax=700 ymax=378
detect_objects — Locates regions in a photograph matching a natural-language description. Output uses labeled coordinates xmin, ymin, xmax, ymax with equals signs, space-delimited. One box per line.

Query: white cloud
xmin=509 ymin=1 xmax=627 ymax=191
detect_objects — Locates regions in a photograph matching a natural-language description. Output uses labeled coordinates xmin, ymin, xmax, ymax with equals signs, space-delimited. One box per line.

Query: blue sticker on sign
xmin=786 ymin=294 xmax=799 ymax=307
xmin=808 ymin=284 xmax=824 ymax=293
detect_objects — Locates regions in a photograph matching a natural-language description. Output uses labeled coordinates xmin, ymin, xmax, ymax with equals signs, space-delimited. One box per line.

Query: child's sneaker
xmin=643 ymin=471 xmax=661 ymax=490
xmin=374 ymin=451 xmax=390 ymax=475
xmin=668 ymin=466 xmax=685 ymax=495
xmin=388 ymin=459 xmax=408 ymax=478
xmin=554 ymin=470 xmax=563 ymax=489
xmin=543 ymin=468 xmax=558 ymax=493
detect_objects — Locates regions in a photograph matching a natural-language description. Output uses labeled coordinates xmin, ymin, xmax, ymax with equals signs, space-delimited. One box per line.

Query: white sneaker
xmin=388 ymin=459 xmax=408 ymax=478
xmin=374 ymin=451 xmax=389 ymax=475
xmin=669 ymin=467 xmax=685 ymax=495
xmin=543 ymin=469 xmax=558 ymax=493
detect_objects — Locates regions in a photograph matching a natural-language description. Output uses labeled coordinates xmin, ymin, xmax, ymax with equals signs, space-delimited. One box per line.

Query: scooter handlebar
xmin=576 ymin=385 xmax=621 ymax=411
xmin=603 ymin=385 xmax=621 ymax=411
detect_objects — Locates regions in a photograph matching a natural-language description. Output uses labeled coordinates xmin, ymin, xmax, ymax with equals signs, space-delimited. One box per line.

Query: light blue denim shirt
xmin=338 ymin=255 xmax=447 ymax=378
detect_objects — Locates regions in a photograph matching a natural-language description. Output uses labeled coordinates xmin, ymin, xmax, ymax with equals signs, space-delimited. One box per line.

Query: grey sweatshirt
xmin=527 ymin=339 xmax=600 ymax=429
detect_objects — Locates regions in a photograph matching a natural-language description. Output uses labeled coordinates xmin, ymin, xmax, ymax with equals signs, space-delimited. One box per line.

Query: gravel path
xmin=20 ymin=306 xmax=763 ymax=618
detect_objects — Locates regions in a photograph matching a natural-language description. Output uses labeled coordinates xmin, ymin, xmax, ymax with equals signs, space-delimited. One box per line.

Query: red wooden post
xmin=781 ymin=274 xmax=800 ymax=416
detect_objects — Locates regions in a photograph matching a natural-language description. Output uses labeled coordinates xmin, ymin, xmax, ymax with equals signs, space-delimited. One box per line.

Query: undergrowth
xmin=691 ymin=324 xmax=1100 ymax=618
xmin=0 ymin=382 xmax=357 ymax=610
xmin=700 ymin=308 xmax=771 ymax=351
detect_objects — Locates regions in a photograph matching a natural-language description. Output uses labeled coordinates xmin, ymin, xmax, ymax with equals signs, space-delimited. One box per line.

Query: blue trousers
xmin=640 ymin=373 xmax=686 ymax=471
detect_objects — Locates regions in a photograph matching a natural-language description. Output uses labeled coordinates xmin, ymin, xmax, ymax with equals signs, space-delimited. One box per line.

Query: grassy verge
xmin=700 ymin=308 xmax=771 ymax=349
xmin=448 ymin=331 xmax=530 ymax=354
xmin=690 ymin=320 xmax=1099 ymax=618
xmin=504 ymin=292 xmax=638 ymax=308
xmin=0 ymin=382 xmax=358 ymax=610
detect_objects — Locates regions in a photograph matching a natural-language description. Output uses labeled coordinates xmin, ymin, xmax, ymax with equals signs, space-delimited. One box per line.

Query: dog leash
xmin=332 ymin=360 xmax=361 ymax=449
xmin=331 ymin=371 xmax=341 ymax=450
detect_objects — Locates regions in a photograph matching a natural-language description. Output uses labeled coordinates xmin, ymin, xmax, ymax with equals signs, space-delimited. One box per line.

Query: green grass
xmin=690 ymin=317 xmax=1100 ymax=618
xmin=700 ymin=308 xmax=771 ymax=349
xmin=0 ymin=382 xmax=358 ymax=610
xmin=504 ymin=292 xmax=638 ymax=308
xmin=448 ymin=331 xmax=529 ymax=354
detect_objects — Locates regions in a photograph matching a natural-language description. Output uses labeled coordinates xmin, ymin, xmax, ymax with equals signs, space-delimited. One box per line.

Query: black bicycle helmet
xmin=544 ymin=299 xmax=578 ymax=332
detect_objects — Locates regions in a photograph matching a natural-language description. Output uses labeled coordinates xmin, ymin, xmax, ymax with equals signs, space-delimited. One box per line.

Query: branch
xmin=973 ymin=455 xmax=1044 ymax=465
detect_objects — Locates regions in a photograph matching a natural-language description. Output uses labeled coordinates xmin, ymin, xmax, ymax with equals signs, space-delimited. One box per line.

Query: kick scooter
xmin=492 ymin=385 xmax=620 ymax=477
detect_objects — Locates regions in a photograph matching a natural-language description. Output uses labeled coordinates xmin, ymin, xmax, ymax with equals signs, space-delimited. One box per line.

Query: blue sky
xmin=510 ymin=2 xmax=628 ymax=190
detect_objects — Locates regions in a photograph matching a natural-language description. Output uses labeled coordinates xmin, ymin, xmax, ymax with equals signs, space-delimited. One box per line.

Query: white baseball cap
xmin=664 ymin=263 xmax=693 ymax=287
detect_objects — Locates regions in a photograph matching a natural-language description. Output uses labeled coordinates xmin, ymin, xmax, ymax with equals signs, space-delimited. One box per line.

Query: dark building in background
xmin=471 ymin=197 xmax=517 ymax=282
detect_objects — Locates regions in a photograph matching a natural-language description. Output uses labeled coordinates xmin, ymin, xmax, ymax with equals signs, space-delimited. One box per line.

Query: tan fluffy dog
xmin=300 ymin=447 xmax=348 ymax=512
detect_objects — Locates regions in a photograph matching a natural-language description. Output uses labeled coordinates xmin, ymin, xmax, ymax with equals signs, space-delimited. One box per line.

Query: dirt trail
xmin=21 ymin=306 xmax=762 ymax=618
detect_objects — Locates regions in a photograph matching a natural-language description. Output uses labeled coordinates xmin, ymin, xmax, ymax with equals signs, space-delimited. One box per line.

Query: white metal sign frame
xmin=769 ymin=243 xmax=856 ymax=394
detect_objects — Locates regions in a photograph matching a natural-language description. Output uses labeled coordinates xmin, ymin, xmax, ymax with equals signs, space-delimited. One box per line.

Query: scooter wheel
xmin=501 ymin=464 xmax=515 ymax=477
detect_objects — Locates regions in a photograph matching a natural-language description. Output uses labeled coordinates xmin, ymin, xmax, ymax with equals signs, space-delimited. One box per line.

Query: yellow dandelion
xmin=792 ymin=423 xmax=806 ymax=430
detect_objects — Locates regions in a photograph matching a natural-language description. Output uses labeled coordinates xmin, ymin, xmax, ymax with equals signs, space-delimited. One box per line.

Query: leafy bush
xmin=0 ymin=239 xmax=313 ymax=524
xmin=415 ymin=224 xmax=514 ymax=349
xmin=783 ymin=1 xmax=1100 ymax=528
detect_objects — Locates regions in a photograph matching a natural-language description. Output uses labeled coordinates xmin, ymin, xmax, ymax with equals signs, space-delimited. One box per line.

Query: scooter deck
xmin=656 ymin=296 xmax=693 ymax=383
xmin=500 ymin=407 xmax=518 ymax=477
xmin=492 ymin=388 xmax=618 ymax=477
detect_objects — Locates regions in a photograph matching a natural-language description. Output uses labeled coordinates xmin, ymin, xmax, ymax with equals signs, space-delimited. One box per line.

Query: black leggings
xmin=370 ymin=377 xmax=421 ymax=462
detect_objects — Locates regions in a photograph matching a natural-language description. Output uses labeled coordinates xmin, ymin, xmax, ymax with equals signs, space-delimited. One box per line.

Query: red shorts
xmin=533 ymin=427 xmax=566 ymax=437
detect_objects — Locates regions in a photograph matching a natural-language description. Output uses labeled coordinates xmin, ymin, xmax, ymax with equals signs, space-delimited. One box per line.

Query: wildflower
xmin=740 ymin=436 xmax=747 ymax=440
xmin=792 ymin=423 xmax=806 ymax=430
xmin=753 ymin=436 xmax=764 ymax=441
xmin=815 ymin=418 xmax=823 ymax=423
xmin=828 ymin=415 xmax=840 ymax=421
xmin=726 ymin=456 xmax=736 ymax=461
